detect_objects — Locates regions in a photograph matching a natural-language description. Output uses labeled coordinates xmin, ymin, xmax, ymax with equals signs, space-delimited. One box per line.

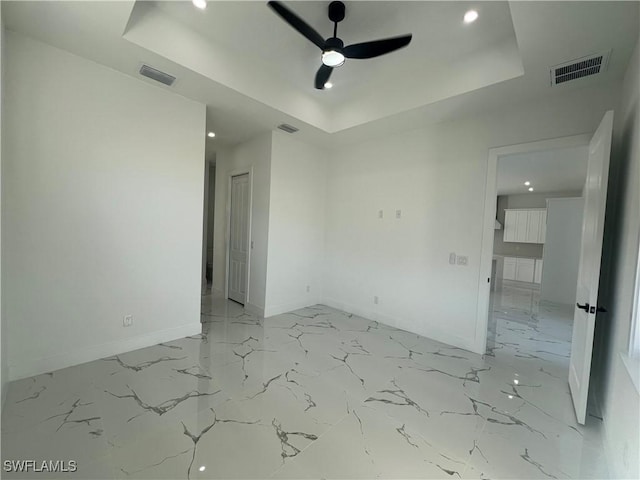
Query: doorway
xmin=477 ymin=111 xmax=614 ymax=425
xmin=487 ymin=143 xmax=588 ymax=378
xmin=227 ymin=172 xmax=251 ymax=305
xmin=203 ymin=161 xmax=216 ymax=289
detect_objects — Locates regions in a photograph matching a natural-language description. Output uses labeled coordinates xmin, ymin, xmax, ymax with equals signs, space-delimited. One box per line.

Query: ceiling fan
xmin=267 ymin=1 xmax=413 ymax=90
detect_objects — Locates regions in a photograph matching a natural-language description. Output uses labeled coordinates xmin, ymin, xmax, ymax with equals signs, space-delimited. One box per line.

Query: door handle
xmin=576 ymin=302 xmax=590 ymax=311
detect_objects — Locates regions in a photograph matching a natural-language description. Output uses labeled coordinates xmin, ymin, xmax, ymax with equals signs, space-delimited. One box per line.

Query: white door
xmin=228 ymin=174 xmax=250 ymax=305
xmin=569 ymin=110 xmax=613 ymax=425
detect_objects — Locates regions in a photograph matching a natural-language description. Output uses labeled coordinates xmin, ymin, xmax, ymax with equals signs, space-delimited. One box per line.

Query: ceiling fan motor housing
xmin=324 ymin=37 xmax=344 ymax=50
xmin=328 ymin=1 xmax=346 ymax=23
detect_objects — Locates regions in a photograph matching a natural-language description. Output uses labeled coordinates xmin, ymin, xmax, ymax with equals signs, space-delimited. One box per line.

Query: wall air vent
xmin=550 ymin=51 xmax=610 ymax=86
xmin=139 ymin=64 xmax=176 ymax=86
xmin=277 ymin=123 xmax=299 ymax=134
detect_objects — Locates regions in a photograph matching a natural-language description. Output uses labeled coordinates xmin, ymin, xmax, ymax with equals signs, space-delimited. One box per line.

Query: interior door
xmin=569 ymin=110 xmax=613 ymax=425
xmin=228 ymin=173 xmax=250 ymax=305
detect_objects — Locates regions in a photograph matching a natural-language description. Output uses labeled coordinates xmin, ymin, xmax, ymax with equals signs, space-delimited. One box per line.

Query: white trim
xmin=8 ymin=322 xmax=202 ymax=381
xmin=475 ymin=134 xmax=592 ymax=354
xmin=225 ymin=168 xmax=253 ymax=305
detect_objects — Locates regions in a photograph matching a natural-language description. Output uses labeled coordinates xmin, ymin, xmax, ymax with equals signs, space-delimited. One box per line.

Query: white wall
xmin=324 ymin=84 xmax=620 ymax=353
xmin=540 ymin=197 xmax=584 ymax=305
xmin=212 ymin=133 xmax=272 ymax=314
xmin=596 ymin=38 xmax=640 ymax=479
xmin=2 ymin=32 xmax=206 ymax=380
xmin=264 ymin=131 xmax=326 ymax=317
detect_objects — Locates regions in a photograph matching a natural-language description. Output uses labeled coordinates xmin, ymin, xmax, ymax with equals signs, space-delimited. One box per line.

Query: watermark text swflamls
xmin=3 ymin=460 xmax=77 ymax=473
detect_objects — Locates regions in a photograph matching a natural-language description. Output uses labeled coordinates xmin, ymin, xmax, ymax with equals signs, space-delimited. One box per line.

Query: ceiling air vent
xmin=550 ymin=51 xmax=610 ymax=86
xmin=277 ymin=123 xmax=299 ymax=134
xmin=139 ymin=64 xmax=176 ymax=86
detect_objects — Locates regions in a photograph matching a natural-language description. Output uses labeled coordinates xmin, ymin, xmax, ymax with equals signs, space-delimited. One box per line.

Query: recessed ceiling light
xmin=207 ymin=132 xmax=216 ymax=138
xmin=528 ymin=187 xmax=534 ymax=192
xmin=199 ymin=466 xmax=206 ymax=472
xmin=192 ymin=0 xmax=207 ymax=10
xmin=524 ymin=181 xmax=531 ymax=186
xmin=463 ymin=10 xmax=479 ymax=24
xmin=324 ymin=82 xmax=333 ymax=89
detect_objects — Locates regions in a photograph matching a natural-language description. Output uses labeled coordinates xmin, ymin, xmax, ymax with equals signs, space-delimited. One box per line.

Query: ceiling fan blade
xmin=343 ymin=34 xmax=412 ymax=59
xmin=268 ymin=1 xmax=325 ymax=50
xmin=315 ymin=65 xmax=333 ymax=90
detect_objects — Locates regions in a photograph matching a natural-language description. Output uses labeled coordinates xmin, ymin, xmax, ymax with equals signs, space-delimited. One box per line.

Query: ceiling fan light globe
xmin=322 ymin=50 xmax=345 ymax=67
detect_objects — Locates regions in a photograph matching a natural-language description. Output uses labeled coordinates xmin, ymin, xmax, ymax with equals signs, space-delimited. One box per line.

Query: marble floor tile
xmin=2 ymin=285 xmax=610 ymax=479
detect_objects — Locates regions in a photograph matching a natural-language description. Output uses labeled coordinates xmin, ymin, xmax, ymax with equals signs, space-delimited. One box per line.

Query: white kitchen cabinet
xmin=515 ymin=211 xmax=529 ymax=242
xmin=503 ymin=257 xmax=517 ymax=281
xmin=503 ymin=256 xmax=539 ymax=283
xmin=528 ymin=210 xmax=542 ymax=244
xmin=503 ymin=208 xmax=547 ymax=244
xmin=538 ymin=210 xmax=547 ymax=243
xmin=515 ymin=258 xmax=535 ymax=282
xmin=503 ymin=211 xmax=517 ymax=242
xmin=534 ymin=259 xmax=544 ymax=284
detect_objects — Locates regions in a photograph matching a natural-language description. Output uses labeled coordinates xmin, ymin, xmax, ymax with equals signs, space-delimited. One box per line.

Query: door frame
xmin=473 ymin=133 xmax=592 ymax=354
xmin=224 ymin=168 xmax=253 ymax=304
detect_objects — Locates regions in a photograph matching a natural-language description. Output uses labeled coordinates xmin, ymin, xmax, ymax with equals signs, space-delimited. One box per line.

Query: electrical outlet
xmin=395 ymin=209 xmax=402 ymax=219
xmin=449 ymin=252 xmax=456 ymax=265
xmin=457 ymin=256 xmax=469 ymax=266
xmin=378 ymin=210 xmax=383 ymax=219
xmin=374 ymin=296 xmax=379 ymax=305
xmin=306 ymin=285 xmax=311 ymax=293
xmin=123 ymin=315 xmax=133 ymax=327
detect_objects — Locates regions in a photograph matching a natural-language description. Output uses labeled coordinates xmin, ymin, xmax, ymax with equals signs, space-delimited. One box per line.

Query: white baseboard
xmin=322 ymin=297 xmax=475 ymax=353
xmin=8 ymin=323 xmax=202 ymax=382
xmin=264 ymin=298 xmax=321 ymax=318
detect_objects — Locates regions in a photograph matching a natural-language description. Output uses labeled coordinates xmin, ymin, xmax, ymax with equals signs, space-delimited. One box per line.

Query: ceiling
xmin=2 ymin=1 xmax=639 ymax=156
xmin=497 ymin=145 xmax=589 ymax=195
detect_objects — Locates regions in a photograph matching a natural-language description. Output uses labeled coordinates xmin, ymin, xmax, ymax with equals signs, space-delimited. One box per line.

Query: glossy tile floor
xmin=1 ymin=285 xmax=608 ymax=479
